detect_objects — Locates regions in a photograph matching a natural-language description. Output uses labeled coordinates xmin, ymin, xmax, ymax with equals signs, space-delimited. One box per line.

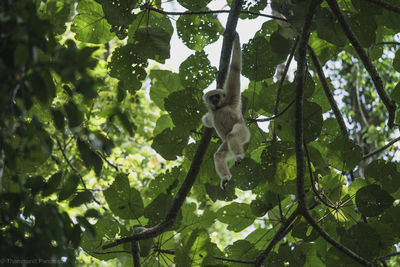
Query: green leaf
xmin=393 ymin=49 xmax=400 ymax=73
xmin=177 ymin=14 xmax=223 ymax=51
xmin=226 ymin=240 xmax=260 ymax=263
xmin=14 ymin=44 xmax=29 ymax=66
xmin=71 ymin=0 xmax=114 ymax=44
xmin=365 ymin=159 xmax=400 ymax=193
xmin=132 ymin=27 xmax=170 ymax=62
xmin=178 ymin=0 xmax=211 ymax=11
xmin=242 ymin=36 xmax=279 ymax=81
xmin=355 ymin=184 xmax=394 ymax=217
xmin=69 ymin=191 xmax=93 ymax=207
xmin=149 ymin=69 xmax=183 ymax=110
xmin=270 ymin=32 xmax=293 ymax=62
xmin=129 ymin=11 xmax=173 ymax=38
xmin=108 ymin=44 xmax=148 ymax=92
xmin=217 ymin=202 xmax=256 ymax=232
xmin=77 ymin=139 xmax=103 ymax=176
xmin=43 ymin=172 xmax=63 ymax=197
xmin=231 ymin=158 xmax=264 ymax=190
xmin=58 ymin=174 xmax=80 ymax=201
xmin=144 ymin=193 xmax=174 ymax=226
xmin=80 ymin=218 xmax=123 ymax=260
xmin=51 ymin=108 xmax=65 ymax=131
xmin=230 ymin=0 xmax=268 ymax=19
xmin=64 ymin=101 xmax=83 ymax=129
xmin=153 ymin=114 xmax=173 ymax=136
xmin=103 ymin=174 xmax=144 ymax=220
xmin=151 ymin=128 xmax=189 ymax=160
xmin=179 ymin=51 xmax=217 ymax=89
xmin=327 ymin=135 xmax=363 ymax=171
xmin=316 ymin=8 xmax=347 ymax=47
xmin=25 ymin=176 xmax=45 ymax=195
xmin=164 ymin=89 xmax=205 ymax=131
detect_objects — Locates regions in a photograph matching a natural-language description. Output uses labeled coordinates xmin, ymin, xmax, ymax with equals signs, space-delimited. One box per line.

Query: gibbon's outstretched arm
xmin=224 ymin=34 xmax=242 ymax=109
xmin=201 ymin=33 xmax=250 ymax=189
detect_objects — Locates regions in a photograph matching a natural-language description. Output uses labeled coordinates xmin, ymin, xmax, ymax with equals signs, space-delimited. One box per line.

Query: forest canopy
xmin=1 ymin=0 xmax=400 ymax=266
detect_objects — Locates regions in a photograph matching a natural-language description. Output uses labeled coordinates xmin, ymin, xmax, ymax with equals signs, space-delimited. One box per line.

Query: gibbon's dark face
xmin=203 ymin=89 xmax=226 ymax=110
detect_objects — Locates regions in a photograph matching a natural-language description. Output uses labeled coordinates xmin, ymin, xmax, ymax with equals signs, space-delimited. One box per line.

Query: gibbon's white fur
xmin=202 ymin=34 xmax=250 ymax=189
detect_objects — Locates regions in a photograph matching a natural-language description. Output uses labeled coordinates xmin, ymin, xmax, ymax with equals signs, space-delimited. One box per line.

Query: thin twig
xmin=362 ymin=0 xmax=400 ymax=14
xmin=362 ymin=136 xmax=400 ymax=160
xmin=374 ymin=252 xmax=400 ymax=262
xmin=368 ymin=41 xmax=400 ymax=58
xmin=101 ymin=0 xmax=244 ymax=250
xmin=97 ymin=152 xmax=120 ymax=172
xmin=326 ymin=0 xmax=396 ymax=128
xmin=307 ymin=46 xmax=348 ymax=136
xmin=248 ymin=99 xmax=294 ymax=122
xmin=153 ymin=247 xmax=255 ymax=264
xmin=304 ymin=141 xmax=336 ymax=209
xmin=55 ymin=136 xmax=103 ymax=206
xmin=141 ymin=4 xmax=287 ymax=22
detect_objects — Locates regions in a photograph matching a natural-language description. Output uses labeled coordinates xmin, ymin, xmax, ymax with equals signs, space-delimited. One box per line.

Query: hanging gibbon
xmin=202 ymin=34 xmax=250 ymax=189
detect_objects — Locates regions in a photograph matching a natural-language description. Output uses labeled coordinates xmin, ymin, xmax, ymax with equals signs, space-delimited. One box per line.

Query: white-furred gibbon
xmin=202 ymin=34 xmax=250 ymax=189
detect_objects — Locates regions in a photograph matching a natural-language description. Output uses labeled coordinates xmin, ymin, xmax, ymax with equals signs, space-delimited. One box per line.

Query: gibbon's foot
xmin=220 ymin=175 xmax=231 ymax=190
xmin=234 ymin=155 xmax=243 ymax=166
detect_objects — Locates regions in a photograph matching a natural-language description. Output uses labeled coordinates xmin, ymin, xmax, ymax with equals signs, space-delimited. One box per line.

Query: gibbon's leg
xmin=214 ymin=142 xmax=232 ymax=189
xmin=226 ymin=123 xmax=250 ymax=164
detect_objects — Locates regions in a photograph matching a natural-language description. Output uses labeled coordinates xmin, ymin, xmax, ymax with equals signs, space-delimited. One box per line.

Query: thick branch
xmin=102 ymin=0 xmax=243 ymax=250
xmin=131 ymin=240 xmax=141 ymax=267
xmin=326 ymin=0 xmax=396 ymax=128
xmin=307 ymin=46 xmax=347 ymax=136
xmin=295 ymin=3 xmax=374 ymax=265
xmin=141 ymin=5 xmax=287 ymax=22
xmin=362 ymin=0 xmax=400 ymax=14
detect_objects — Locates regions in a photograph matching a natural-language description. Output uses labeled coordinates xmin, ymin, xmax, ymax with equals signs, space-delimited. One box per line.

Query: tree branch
xmin=153 ymin=247 xmax=255 ymax=264
xmin=247 ymin=99 xmax=294 ymax=122
xmin=295 ymin=3 xmax=374 ymax=265
xmin=362 ymin=136 xmax=400 ymax=160
xmin=326 ymin=0 xmax=396 ymax=128
xmin=307 ymin=46 xmax=348 ymax=136
xmin=254 ymin=207 xmax=300 ymax=266
xmin=102 ymin=0 xmax=243 ymax=250
xmin=141 ymin=4 xmax=287 ymax=22
xmin=362 ymin=0 xmax=400 ymax=14
xmin=368 ymin=41 xmax=400 ymax=58
xmin=131 ymin=240 xmax=141 ymax=267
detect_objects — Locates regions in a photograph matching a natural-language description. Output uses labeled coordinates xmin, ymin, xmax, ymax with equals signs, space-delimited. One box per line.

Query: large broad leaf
xmin=108 ymin=44 xmax=148 ymax=92
xmin=178 ymin=0 xmax=211 ymax=11
xmin=275 ymin=101 xmax=322 ymax=143
xmin=326 ymin=135 xmax=363 ymax=171
xmin=58 ymin=174 xmax=80 ymax=201
xmin=315 ymin=8 xmax=347 ymax=47
xmin=77 ymin=139 xmax=103 ymax=176
xmin=132 ymin=27 xmax=171 ymax=62
xmin=179 ymin=51 xmax=217 ymax=89
xmin=71 ymin=0 xmax=114 ymax=44
xmin=217 ymin=202 xmax=256 ymax=232
xmin=144 ymin=193 xmax=174 ymax=227
xmin=97 ymin=0 xmax=137 ymax=38
xmin=164 ymin=89 xmax=205 ymax=132
xmin=149 ymin=69 xmax=183 ymax=110
xmin=151 ymin=128 xmax=189 ymax=160
xmin=242 ymin=36 xmax=279 ymax=81
xmin=365 ymin=159 xmax=400 ymax=193
xmin=393 ymin=49 xmax=400 ymax=73
xmin=177 ymin=14 xmax=223 ymax=51
xmin=103 ymin=173 xmax=144 ymax=220
xmin=64 ymin=100 xmax=83 ymax=129
xmin=228 ymin=0 xmax=268 ymax=19
xmin=355 ymin=184 xmax=394 ymax=217
xmin=129 ymin=11 xmax=173 ymax=39
xmin=80 ymin=218 xmax=124 ymax=260
xmin=231 ymin=158 xmax=264 ymax=190
xmin=226 ymin=240 xmax=260 ymax=264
